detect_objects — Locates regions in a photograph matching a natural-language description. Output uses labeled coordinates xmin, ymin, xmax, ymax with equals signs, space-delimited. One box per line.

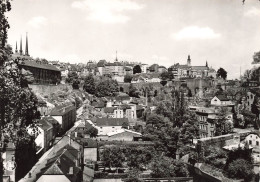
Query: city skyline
xmin=7 ymin=0 xmax=260 ymax=79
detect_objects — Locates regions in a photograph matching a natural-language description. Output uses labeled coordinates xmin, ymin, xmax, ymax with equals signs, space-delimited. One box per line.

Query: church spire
xmin=15 ymin=41 xmax=18 ymax=53
xmin=187 ymin=55 xmax=191 ymax=66
xmin=206 ymin=61 xmax=208 ymax=67
xmin=19 ymin=35 xmax=23 ymax=55
xmin=25 ymin=32 xmax=29 ymax=56
xmin=115 ymin=51 xmax=118 ymax=62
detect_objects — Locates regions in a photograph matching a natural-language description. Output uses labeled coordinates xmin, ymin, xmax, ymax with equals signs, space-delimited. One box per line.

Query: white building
xmin=95 ymin=118 xmax=129 ymax=136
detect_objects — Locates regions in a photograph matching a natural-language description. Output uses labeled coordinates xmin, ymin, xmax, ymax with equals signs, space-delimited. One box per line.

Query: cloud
xmin=71 ymin=0 xmax=143 ymax=24
xmin=27 ymin=16 xmax=47 ymax=29
xmin=172 ymin=26 xmax=221 ymax=40
xmin=244 ymin=7 xmax=260 ymax=17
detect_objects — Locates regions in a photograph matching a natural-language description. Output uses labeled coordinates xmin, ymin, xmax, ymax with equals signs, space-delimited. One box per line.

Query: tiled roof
xmin=177 ymin=64 xmax=190 ymax=69
xmin=96 ymin=118 xmax=129 ymax=126
xmin=50 ymin=103 xmax=75 ymax=116
xmin=19 ymin=60 xmax=60 ymax=72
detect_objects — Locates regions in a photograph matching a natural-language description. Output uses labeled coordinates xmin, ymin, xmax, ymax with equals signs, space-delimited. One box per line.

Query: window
xmin=257 ymin=141 xmax=259 ymax=146
xmin=249 ymin=140 xmax=252 ymax=145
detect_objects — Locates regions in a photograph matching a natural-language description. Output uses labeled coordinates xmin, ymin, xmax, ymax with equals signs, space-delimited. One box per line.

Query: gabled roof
xmin=39 ymin=144 xmax=80 ymax=180
xmin=96 ymin=118 xmax=129 ymax=127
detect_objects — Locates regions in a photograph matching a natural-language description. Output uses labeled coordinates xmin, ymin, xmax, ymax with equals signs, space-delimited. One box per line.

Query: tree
xmin=217 ymin=67 xmax=227 ymax=80
xmin=133 ymin=65 xmax=142 ymax=74
xmin=124 ymin=74 xmax=133 ymax=83
xmin=129 ymin=83 xmax=140 ymax=98
xmin=86 ymin=127 xmax=98 ymax=138
xmin=95 ymin=78 xmax=119 ymax=97
xmin=250 ymin=67 xmax=260 ymax=82
xmin=0 ymin=2 xmax=41 ymax=180
xmin=243 ymin=69 xmax=252 ymax=80
xmin=160 ymin=71 xmax=174 ymax=81
xmin=227 ymin=159 xmax=254 ymax=181
xmin=101 ymin=147 xmax=125 ymax=168
xmin=150 ymin=156 xmax=176 ymax=177
xmin=83 ymin=74 xmax=96 ymax=94
xmin=66 ymin=71 xmax=78 ymax=83
xmin=72 ymin=79 xmax=80 ymax=89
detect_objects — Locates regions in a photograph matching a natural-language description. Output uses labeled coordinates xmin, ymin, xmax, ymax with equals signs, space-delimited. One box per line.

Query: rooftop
xmin=50 ymin=103 xmax=75 ymax=116
xmin=19 ymin=60 xmax=60 ymax=72
xmin=96 ymin=118 xmax=129 ymax=127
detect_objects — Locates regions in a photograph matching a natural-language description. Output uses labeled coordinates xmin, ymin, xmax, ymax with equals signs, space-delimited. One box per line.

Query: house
xmin=91 ymin=100 xmax=106 ymax=112
xmin=95 ymin=118 xmax=129 ymax=136
xmin=27 ymin=118 xmax=53 ymax=154
xmin=208 ymin=68 xmax=217 ymax=78
xmin=44 ymin=116 xmax=61 ymax=138
xmin=50 ymin=103 xmax=76 ymax=134
xmin=195 ymin=107 xmax=216 ymax=138
xmin=141 ymin=64 xmax=148 ymax=73
xmin=210 ymin=95 xmax=234 ymax=107
xmin=36 ymin=145 xmax=82 ymax=182
xmin=245 ymin=88 xmax=260 ymax=114
xmin=243 ymin=133 xmax=260 ymax=164
xmin=107 ymin=129 xmax=142 ymax=141
xmin=82 ymin=139 xmax=98 ymax=162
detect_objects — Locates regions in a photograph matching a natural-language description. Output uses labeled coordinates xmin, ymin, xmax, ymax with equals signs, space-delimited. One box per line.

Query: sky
xmin=6 ymin=0 xmax=260 ymax=79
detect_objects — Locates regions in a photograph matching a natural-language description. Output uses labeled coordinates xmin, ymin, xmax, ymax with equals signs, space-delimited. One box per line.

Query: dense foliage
xmin=217 ymin=67 xmax=227 ymax=80
xmin=133 ymin=65 xmax=142 ymax=74
xmin=124 ymin=74 xmax=133 ymax=83
xmin=83 ymin=75 xmax=119 ymax=97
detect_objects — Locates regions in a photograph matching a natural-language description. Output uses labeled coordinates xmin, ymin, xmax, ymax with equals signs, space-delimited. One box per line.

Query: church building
xmin=13 ymin=33 xmax=61 ymax=84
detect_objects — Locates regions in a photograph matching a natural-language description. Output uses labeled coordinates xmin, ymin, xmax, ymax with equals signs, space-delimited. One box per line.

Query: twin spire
xmin=15 ymin=33 xmax=29 ymax=56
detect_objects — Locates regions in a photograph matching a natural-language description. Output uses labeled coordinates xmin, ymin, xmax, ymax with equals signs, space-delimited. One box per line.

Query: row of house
xmin=190 ymin=95 xmax=235 ymax=138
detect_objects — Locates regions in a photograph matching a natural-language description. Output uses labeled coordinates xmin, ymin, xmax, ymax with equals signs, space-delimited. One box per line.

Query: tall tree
xmin=133 ymin=65 xmax=142 ymax=74
xmin=1 ymin=2 xmax=40 ymax=181
xmin=217 ymin=67 xmax=227 ymax=80
xmin=83 ymin=74 xmax=96 ymax=94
